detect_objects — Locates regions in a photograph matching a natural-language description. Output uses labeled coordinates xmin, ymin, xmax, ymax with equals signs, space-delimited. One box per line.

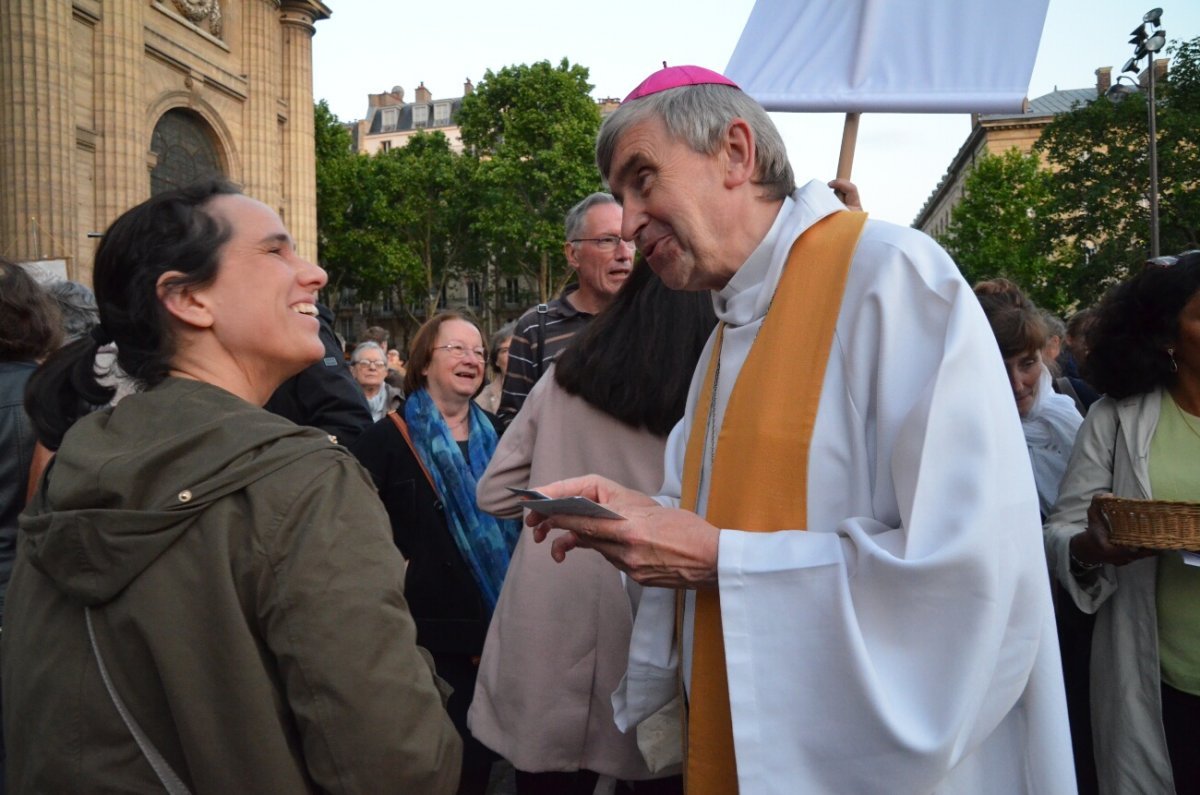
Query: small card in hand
xmin=506 ymin=487 xmax=625 ymax=520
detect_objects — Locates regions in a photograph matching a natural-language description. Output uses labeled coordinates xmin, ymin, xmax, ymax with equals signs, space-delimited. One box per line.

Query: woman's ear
xmin=156 ymin=272 xmax=214 ymax=329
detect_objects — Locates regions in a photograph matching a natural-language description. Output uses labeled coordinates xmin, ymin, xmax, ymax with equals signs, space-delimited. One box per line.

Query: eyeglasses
xmin=569 ymin=236 xmax=634 ymax=252
xmin=354 ymin=360 xmax=386 ymax=370
xmin=432 ymin=343 xmax=487 ymax=361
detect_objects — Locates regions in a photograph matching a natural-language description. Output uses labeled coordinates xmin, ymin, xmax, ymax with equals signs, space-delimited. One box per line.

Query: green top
xmin=1152 ymin=392 xmax=1200 ymax=695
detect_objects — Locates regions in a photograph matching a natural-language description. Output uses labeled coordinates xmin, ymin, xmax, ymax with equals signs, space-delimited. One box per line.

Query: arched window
xmin=149 ymin=109 xmax=224 ymax=195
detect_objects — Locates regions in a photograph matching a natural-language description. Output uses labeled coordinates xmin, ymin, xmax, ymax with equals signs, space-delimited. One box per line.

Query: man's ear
xmin=723 ymin=118 xmax=756 ymax=189
xmin=563 ymin=241 xmax=581 ymax=270
xmin=156 ymin=271 xmax=215 ymax=329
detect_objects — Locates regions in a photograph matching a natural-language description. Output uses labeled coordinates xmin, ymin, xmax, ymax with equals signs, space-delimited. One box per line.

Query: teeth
xmin=293 ymin=303 xmax=318 ymax=316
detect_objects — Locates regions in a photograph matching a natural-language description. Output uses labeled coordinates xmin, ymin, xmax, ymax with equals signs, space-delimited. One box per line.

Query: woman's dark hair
xmin=973 ymin=278 xmax=1047 ymax=359
xmin=0 ymin=258 xmax=62 ymax=361
xmin=1084 ymin=251 xmax=1200 ymax=399
xmin=26 ymin=179 xmax=241 ymax=449
xmin=404 ymin=310 xmax=485 ymax=397
xmin=555 ymin=258 xmax=717 ymax=435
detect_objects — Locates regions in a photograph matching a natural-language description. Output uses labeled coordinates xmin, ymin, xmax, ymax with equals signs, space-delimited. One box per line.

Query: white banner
xmin=725 ymin=0 xmax=1050 ymax=113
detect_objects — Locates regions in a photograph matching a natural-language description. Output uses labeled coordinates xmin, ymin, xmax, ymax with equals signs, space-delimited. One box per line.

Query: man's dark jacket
xmin=266 ymin=302 xmax=371 ymax=446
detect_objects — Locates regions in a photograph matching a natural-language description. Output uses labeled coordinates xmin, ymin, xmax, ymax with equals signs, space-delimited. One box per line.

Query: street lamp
xmin=1107 ymin=8 xmax=1166 ymax=257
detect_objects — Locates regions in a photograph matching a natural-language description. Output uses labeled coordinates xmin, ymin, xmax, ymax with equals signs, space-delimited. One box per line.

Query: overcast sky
xmin=312 ymin=1 xmax=1199 ymax=227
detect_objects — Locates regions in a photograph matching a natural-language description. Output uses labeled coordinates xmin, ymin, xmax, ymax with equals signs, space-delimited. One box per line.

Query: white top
xmin=615 ymin=181 xmax=1076 ymax=794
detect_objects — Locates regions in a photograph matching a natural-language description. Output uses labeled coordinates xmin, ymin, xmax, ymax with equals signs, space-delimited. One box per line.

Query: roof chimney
xmin=463 ymin=78 xmax=474 ymax=96
xmin=415 ymin=82 xmax=432 ymax=104
xmin=1095 ymin=66 xmax=1112 ymax=96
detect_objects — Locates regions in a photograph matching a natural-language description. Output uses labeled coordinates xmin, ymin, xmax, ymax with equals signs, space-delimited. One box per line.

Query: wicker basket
xmin=1096 ymin=495 xmax=1200 ymax=550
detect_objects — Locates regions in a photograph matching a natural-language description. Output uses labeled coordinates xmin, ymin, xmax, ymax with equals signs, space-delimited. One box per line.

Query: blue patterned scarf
xmin=404 ymin=389 xmax=520 ymax=613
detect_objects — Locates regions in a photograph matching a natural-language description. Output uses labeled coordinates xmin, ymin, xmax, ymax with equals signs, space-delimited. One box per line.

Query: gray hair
xmin=351 ymin=341 xmax=386 ymax=364
xmin=596 ymin=84 xmax=795 ymax=201
xmin=45 ymin=280 xmax=100 ymax=344
xmin=490 ymin=320 xmax=517 ymax=351
xmin=1040 ymin=309 xmax=1066 ymax=340
xmin=564 ymin=193 xmax=618 ymax=242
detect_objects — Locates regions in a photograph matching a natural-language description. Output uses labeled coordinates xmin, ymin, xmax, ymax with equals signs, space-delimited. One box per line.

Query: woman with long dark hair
xmin=2 ymin=181 xmax=460 ymax=793
xmin=1045 ymin=251 xmax=1200 ymax=794
xmin=468 ymin=259 xmax=715 ymax=795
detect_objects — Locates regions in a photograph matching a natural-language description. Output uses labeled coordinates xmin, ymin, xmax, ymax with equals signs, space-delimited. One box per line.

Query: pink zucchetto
xmin=622 ymin=65 xmax=741 ymax=103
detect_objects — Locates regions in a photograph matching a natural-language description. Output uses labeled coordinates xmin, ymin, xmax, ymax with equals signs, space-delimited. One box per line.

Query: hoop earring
xmin=1167 ymin=347 xmax=1178 ymax=373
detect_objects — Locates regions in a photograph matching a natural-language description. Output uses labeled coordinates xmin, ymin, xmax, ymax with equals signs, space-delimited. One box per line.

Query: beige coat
xmin=468 ymin=368 xmax=667 ymax=778
xmin=1044 ymin=389 xmax=1174 ymax=794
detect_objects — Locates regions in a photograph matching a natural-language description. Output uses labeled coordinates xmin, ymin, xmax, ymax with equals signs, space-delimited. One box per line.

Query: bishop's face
xmin=607 ymin=116 xmax=739 ymax=292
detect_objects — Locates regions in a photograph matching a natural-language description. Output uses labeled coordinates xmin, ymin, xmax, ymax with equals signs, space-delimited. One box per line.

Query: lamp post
xmin=1108 ymin=8 xmax=1166 ymax=257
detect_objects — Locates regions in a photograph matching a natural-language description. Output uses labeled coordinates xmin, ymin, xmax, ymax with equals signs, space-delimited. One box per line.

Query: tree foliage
xmin=315 ymin=59 xmax=606 ymax=331
xmin=1034 ymin=35 xmax=1200 ymax=309
xmin=938 ymin=148 xmax=1056 ymax=306
xmin=314 ymin=100 xmax=409 ymax=305
xmin=933 ymin=36 xmax=1200 ymax=314
xmin=376 ymin=132 xmax=481 ymax=321
xmin=457 ymin=59 xmax=603 ymax=302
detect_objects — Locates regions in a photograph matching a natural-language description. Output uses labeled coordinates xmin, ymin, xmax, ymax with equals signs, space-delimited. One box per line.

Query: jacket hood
xmin=20 ymin=378 xmax=336 ymax=605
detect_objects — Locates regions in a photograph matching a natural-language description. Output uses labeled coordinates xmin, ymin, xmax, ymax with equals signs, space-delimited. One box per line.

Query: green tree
xmin=313 ymin=101 xmax=408 ymax=306
xmin=375 ymin=131 xmax=482 ymax=321
xmin=938 ymin=148 xmax=1056 ymax=306
xmin=1035 ymin=35 xmax=1200 ymax=308
xmin=457 ymin=59 xmax=603 ymax=304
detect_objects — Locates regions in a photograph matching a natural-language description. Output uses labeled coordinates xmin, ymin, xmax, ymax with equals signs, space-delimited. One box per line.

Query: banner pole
xmin=835 ymin=112 xmax=861 ymax=180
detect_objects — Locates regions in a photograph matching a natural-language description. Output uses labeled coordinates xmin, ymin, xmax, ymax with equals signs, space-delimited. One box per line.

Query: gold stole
xmin=679 ymin=210 xmax=866 ymax=794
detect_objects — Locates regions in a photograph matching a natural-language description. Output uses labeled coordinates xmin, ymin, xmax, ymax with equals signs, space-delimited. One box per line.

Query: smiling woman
xmin=5 ymin=181 xmax=462 ymax=793
xmin=351 ymin=310 xmax=520 ymax=795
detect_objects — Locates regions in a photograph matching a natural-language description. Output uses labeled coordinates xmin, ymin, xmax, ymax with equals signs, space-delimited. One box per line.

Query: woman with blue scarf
xmin=351 ymin=311 xmax=520 ymax=795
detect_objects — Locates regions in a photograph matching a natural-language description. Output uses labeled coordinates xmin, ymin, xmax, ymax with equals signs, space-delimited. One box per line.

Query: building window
xmin=413 ymin=104 xmax=429 ymax=128
xmin=380 ymin=140 xmax=392 ymax=153
xmin=467 ymin=280 xmax=481 ymax=307
xmin=505 ymin=278 xmax=520 ymax=306
xmin=149 ymin=108 xmax=223 ymax=195
xmin=381 ymin=107 xmax=398 ymax=130
xmin=434 ymin=102 xmax=450 ymax=125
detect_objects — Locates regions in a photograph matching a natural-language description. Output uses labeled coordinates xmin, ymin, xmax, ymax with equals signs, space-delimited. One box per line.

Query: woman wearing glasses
xmin=351 ymin=311 xmax=520 ymax=795
xmin=1045 ymin=252 xmax=1200 ymax=794
xmin=350 ymin=341 xmax=402 ymax=421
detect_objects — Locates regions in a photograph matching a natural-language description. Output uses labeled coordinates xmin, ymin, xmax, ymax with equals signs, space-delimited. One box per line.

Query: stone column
xmin=279 ymin=0 xmax=329 ymax=264
xmin=96 ymin=0 xmax=146 ymax=234
xmin=0 ymin=0 xmax=78 ymax=269
xmin=241 ymin=0 xmax=283 ymax=207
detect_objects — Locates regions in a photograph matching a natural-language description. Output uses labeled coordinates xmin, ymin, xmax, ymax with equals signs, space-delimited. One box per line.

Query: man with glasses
xmin=498 ymin=192 xmax=634 ymax=426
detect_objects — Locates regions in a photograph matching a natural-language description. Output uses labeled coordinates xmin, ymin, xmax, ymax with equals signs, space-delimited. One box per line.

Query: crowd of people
xmin=1 ymin=64 xmax=1197 ymax=795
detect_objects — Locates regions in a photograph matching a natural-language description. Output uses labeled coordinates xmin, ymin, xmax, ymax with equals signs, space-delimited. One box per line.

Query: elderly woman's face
xmin=1004 ymin=349 xmax=1042 ymax=418
xmin=195 ymin=195 xmax=327 ymax=385
xmin=422 ymin=318 xmax=485 ymax=405
xmin=352 ymin=348 xmax=387 ymax=392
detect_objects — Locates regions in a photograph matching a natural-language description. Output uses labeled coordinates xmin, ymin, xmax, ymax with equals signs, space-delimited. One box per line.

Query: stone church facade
xmin=0 ymin=0 xmax=330 ymax=285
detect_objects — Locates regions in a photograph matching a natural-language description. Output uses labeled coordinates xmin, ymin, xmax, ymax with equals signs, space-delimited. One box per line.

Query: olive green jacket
xmin=2 ymin=378 xmax=461 ymax=793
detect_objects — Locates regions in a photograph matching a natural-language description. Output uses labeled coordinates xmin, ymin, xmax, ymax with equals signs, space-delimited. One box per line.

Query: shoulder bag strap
xmin=387 ymin=411 xmax=438 ymax=494
xmin=85 ymin=607 xmax=192 ymax=795
xmin=534 ymin=303 xmax=549 ymax=380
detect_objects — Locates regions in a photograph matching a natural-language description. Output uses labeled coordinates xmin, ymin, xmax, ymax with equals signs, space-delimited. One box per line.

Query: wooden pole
xmin=835 ymin=112 xmax=861 ymax=181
